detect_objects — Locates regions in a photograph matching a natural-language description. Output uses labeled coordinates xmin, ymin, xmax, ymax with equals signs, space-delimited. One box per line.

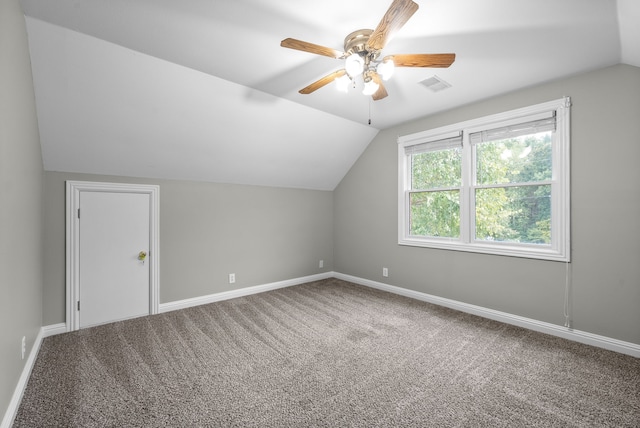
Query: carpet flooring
xmin=14 ymin=278 xmax=640 ymax=427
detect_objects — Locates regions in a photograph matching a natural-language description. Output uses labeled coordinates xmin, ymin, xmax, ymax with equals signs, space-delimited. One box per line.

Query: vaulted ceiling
xmin=21 ymin=0 xmax=640 ymax=190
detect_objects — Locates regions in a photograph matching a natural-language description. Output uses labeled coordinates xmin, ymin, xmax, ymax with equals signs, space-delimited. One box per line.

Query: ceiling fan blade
xmin=367 ymin=0 xmax=419 ymax=51
xmin=371 ymin=72 xmax=388 ymax=101
xmin=281 ymin=38 xmax=345 ymax=59
xmin=385 ymin=53 xmax=456 ymax=68
xmin=299 ymin=69 xmax=347 ymax=94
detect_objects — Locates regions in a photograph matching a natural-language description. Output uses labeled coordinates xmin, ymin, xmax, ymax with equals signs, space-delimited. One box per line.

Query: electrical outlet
xmin=383 ymin=267 xmax=389 ymax=277
xmin=229 ymin=273 xmax=236 ymax=284
xmin=21 ymin=336 xmax=26 ymax=360
xmin=319 ymin=260 xmax=324 ymax=268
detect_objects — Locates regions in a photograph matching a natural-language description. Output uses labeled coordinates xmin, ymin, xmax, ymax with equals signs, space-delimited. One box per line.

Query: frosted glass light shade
xmin=335 ymin=74 xmax=350 ymax=92
xmin=362 ymin=79 xmax=379 ymax=95
xmin=378 ymin=59 xmax=395 ymax=81
xmin=345 ymin=54 xmax=364 ymax=77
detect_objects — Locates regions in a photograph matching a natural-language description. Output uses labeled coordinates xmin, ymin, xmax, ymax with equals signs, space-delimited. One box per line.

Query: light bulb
xmin=345 ymin=53 xmax=364 ymax=77
xmin=362 ymin=79 xmax=380 ymax=96
xmin=378 ymin=59 xmax=395 ymax=81
xmin=335 ymin=74 xmax=350 ymax=93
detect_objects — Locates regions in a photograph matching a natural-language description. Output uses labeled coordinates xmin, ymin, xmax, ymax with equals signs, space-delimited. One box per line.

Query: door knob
xmin=138 ymin=251 xmax=147 ymax=263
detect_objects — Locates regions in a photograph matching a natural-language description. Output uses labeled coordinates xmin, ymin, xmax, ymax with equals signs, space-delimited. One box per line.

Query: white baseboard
xmin=1 ymin=327 xmax=45 ymax=428
xmin=29 ymin=272 xmax=640 ymax=359
xmin=158 ymin=272 xmax=333 ymax=314
xmin=39 ymin=274 xmax=336 ymax=333
xmin=334 ymin=272 xmax=640 ymax=358
xmin=42 ymin=323 xmax=67 ymax=337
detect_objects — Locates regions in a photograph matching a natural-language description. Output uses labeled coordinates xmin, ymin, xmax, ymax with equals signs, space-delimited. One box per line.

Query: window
xmin=398 ymin=98 xmax=570 ymax=261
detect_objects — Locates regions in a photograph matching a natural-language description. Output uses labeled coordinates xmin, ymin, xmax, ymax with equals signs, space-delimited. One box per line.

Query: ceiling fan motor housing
xmin=344 ymin=29 xmax=379 ymax=58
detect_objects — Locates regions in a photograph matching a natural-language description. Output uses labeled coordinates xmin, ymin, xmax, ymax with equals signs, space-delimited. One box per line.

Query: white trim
xmin=27 ymin=273 xmax=640 ymax=358
xmin=1 ymin=328 xmax=44 ymax=428
xmin=398 ymin=97 xmax=571 ymax=262
xmin=159 ymin=272 xmax=333 ymax=313
xmin=334 ymin=272 xmax=640 ymax=358
xmin=39 ymin=272 xmax=334 ymax=336
xmin=42 ymin=323 xmax=67 ymax=337
xmin=66 ymin=181 xmax=160 ymax=331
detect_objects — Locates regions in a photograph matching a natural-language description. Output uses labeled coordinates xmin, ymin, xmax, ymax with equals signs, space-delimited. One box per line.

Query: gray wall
xmin=43 ymin=172 xmax=333 ymax=324
xmin=0 ymin=0 xmax=44 ymax=420
xmin=334 ymin=64 xmax=640 ymax=345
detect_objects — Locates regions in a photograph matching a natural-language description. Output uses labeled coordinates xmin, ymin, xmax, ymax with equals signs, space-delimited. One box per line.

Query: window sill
xmin=399 ymin=237 xmax=569 ymax=262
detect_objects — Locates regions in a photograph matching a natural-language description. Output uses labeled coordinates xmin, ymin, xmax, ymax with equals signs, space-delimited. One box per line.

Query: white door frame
xmin=66 ymin=181 xmax=160 ymax=331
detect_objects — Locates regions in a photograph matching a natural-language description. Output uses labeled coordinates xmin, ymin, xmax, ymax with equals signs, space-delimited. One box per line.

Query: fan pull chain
xmin=368 ymin=98 xmax=372 ymax=125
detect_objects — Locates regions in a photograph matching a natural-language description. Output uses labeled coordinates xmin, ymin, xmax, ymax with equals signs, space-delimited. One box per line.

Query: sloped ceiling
xmin=21 ymin=0 xmax=639 ymax=190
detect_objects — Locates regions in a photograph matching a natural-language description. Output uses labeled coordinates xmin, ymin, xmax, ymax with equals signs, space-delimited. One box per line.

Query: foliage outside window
xmin=398 ymin=98 xmax=570 ymax=261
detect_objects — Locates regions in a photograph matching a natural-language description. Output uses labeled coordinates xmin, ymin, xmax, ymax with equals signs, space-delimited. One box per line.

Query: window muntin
xmin=398 ymin=98 xmax=570 ymax=261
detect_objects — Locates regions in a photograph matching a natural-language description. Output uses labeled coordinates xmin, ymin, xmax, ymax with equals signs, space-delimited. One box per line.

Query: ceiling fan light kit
xmin=345 ymin=53 xmax=365 ymax=77
xmin=280 ymin=0 xmax=456 ymax=101
xmin=335 ymin=74 xmax=351 ymax=93
xmin=362 ymin=71 xmax=380 ymax=95
xmin=377 ymin=59 xmax=395 ymax=81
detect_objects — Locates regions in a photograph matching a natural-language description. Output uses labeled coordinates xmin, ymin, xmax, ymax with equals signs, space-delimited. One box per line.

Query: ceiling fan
xmin=280 ymin=0 xmax=455 ymax=100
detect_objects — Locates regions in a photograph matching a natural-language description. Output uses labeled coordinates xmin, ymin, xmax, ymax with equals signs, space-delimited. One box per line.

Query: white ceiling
xmin=21 ymin=0 xmax=640 ymax=190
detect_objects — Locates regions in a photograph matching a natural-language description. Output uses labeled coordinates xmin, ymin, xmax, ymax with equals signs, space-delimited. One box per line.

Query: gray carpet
xmin=14 ymin=278 xmax=640 ymax=427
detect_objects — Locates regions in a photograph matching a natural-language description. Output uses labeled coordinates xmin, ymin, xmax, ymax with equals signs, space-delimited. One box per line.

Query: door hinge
xmin=77 ymin=208 xmax=80 ymax=219
xmin=77 ymin=301 xmax=80 ymax=311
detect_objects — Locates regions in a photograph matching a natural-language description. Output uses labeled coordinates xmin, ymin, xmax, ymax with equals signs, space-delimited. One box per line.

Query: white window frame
xmin=398 ymin=97 xmax=571 ymax=261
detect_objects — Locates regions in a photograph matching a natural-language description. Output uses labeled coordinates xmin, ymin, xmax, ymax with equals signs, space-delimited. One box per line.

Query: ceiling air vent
xmin=419 ymin=75 xmax=451 ymax=92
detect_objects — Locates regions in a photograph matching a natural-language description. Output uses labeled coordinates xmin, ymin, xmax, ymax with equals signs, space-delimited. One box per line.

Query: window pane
xmin=410 ymin=191 xmax=460 ymax=238
xmin=475 ymin=185 xmax=551 ymax=244
xmin=476 ymin=132 xmax=552 ymax=185
xmin=411 ymin=148 xmax=461 ymax=190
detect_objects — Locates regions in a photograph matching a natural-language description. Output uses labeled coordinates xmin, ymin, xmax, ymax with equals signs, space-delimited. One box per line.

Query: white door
xmin=78 ymin=191 xmax=151 ymax=328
